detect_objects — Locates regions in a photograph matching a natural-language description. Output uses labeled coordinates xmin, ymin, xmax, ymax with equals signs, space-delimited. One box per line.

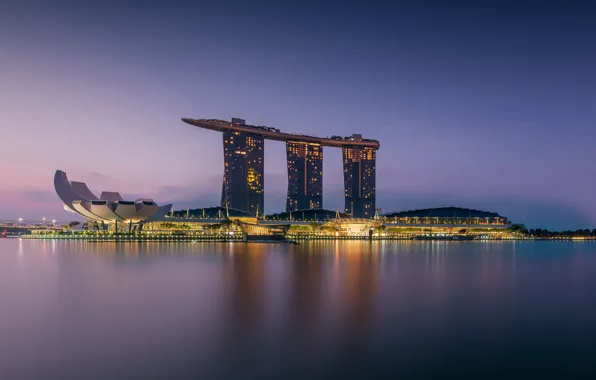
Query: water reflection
xmin=1 ymin=240 xmax=596 ymax=378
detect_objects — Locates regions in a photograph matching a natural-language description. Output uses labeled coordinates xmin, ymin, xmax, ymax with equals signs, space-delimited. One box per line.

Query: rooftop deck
xmin=182 ymin=118 xmax=380 ymax=149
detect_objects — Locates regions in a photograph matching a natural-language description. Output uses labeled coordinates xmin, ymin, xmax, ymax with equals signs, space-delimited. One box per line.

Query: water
xmin=1 ymin=239 xmax=596 ymax=379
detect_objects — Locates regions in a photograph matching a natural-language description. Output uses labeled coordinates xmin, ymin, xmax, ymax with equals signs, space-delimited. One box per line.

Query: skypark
xmin=182 ymin=118 xmax=380 ymax=149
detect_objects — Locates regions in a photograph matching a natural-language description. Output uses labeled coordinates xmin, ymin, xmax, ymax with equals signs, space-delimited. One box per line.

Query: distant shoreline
xmin=17 ymin=233 xmax=596 ymax=242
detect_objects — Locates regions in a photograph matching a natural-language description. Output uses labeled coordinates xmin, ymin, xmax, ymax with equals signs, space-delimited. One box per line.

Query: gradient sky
xmin=1 ymin=0 xmax=595 ymax=229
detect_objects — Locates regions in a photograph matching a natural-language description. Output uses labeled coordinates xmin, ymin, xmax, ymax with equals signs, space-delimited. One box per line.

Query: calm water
xmin=1 ymin=239 xmax=596 ymax=379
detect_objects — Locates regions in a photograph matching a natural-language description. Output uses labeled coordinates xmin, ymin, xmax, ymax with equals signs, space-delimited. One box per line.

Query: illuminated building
xmin=383 ymin=207 xmax=509 ymax=225
xmin=182 ymin=118 xmax=380 ymax=217
xmin=53 ymin=170 xmax=172 ymax=230
xmin=286 ymin=141 xmax=323 ymax=211
xmin=266 ymin=208 xmax=346 ymax=222
xmin=221 ymin=118 xmax=264 ymax=216
xmin=343 ymin=141 xmax=376 ymax=218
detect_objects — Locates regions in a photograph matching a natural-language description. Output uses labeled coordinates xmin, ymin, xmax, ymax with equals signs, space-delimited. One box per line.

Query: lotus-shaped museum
xmin=54 ymin=170 xmax=172 ymax=224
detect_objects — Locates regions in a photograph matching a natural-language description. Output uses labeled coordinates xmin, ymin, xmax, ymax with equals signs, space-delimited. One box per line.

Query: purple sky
xmin=1 ymin=0 xmax=596 ymax=229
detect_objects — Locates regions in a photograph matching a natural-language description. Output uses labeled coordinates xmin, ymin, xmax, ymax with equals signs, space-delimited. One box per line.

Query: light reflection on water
xmin=1 ymin=239 xmax=596 ymax=378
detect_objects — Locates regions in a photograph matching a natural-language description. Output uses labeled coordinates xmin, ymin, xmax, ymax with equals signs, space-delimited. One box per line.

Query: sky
xmin=1 ymin=0 xmax=596 ymax=230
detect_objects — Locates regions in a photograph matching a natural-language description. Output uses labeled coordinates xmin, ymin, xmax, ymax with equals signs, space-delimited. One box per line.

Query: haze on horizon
xmin=1 ymin=0 xmax=596 ymax=230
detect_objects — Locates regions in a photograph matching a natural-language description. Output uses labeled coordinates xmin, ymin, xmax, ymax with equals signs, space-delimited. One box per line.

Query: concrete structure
xmin=170 ymin=206 xmax=258 ymax=224
xmin=382 ymin=207 xmax=509 ymax=226
xmin=265 ymin=208 xmax=346 ymax=222
xmin=182 ymin=118 xmax=380 ymax=149
xmin=54 ymin=170 xmax=171 ymax=229
xmin=182 ymin=117 xmax=380 ymax=218
xmin=286 ymin=141 xmax=323 ymax=211
xmin=38 ymin=200 xmax=515 ymax=239
xmin=343 ymin=145 xmax=376 ymax=218
xmin=221 ymin=118 xmax=264 ymax=216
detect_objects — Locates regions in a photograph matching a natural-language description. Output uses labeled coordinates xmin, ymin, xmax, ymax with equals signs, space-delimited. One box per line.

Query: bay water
xmin=1 ymin=239 xmax=595 ymax=378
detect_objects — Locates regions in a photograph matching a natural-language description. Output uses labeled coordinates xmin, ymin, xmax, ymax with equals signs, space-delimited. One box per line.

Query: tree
xmin=509 ymin=224 xmax=528 ymax=235
xmin=309 ymin=222 xmax=323 ymax=234
xmin=320 ymin=225 xmax=338 ymax=234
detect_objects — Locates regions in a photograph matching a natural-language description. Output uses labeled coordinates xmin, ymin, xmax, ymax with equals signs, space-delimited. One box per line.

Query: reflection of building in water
xmin=275 ymin=241 xmax=381 ymax=364
xmin=24 ymin=240 xmax=241 ymax=259
xmin=287 ymin=248 xmax=327 ymax=348
xmin=423 ymin=242 xmax=449 ymax=276
xmin=332 ymin=242 xmax=381 ymax=360
xmin=219 ymin=245 xmax=269 ymax=366
xmin=341 ymin=244 xmax=379 ymax=325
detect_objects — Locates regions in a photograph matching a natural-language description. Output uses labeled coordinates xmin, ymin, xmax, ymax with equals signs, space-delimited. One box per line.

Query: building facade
xmin=383 ymin=207 xmax=509 ymax=225
xmin=221 ymin=118 xmax=264 ymax=216
xmin=184 ymin=118 xmax=380 ymax=218
xmin=53 ymin=170 xmax=172 ymax=230
xmin=343 ymin=145 xmax=376 ymax=218
xmin=286 ymin=141 xmax=323 ymax=211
